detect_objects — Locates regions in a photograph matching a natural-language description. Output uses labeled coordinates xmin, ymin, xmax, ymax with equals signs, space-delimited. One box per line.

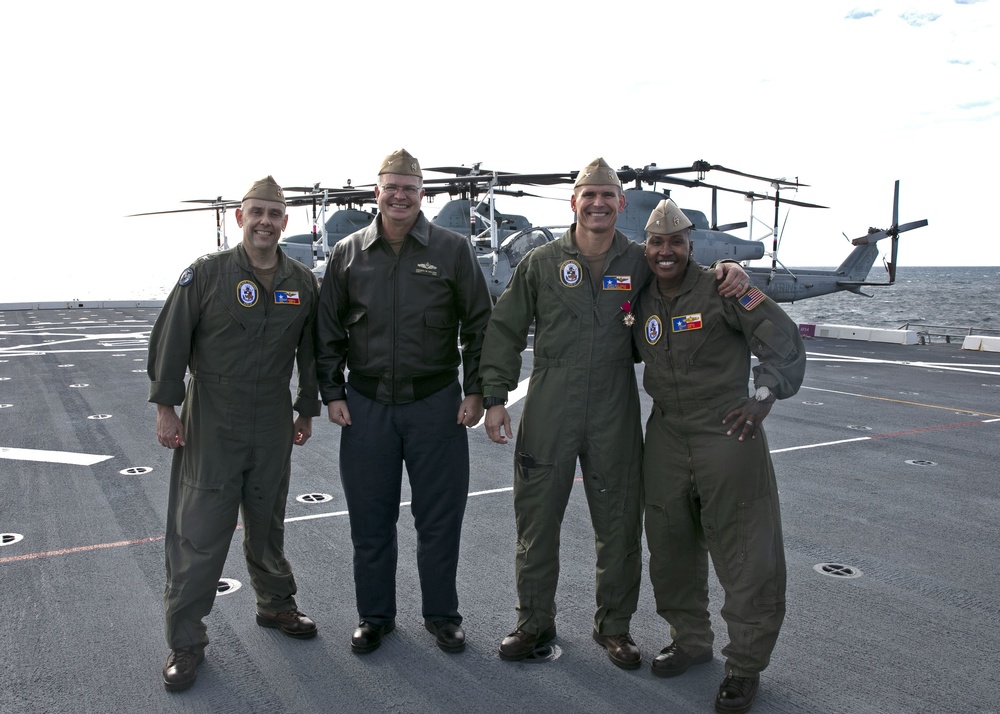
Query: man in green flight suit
xmin=148 ymin=176 xmax=320 ymax=692
xmin=480 ymin=158 xmax=751 ymax=669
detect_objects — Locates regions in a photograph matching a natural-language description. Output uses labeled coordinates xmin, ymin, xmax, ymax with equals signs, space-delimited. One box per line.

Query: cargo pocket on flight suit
xmin=512 ymin=451 xmax=556 ymax=573
xmin=736 ymin=492 xmax=783 ymax=608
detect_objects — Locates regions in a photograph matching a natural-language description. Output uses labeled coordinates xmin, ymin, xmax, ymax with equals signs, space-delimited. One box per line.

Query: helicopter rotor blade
xmin=895 ymin=219 xmax=928 ymax=234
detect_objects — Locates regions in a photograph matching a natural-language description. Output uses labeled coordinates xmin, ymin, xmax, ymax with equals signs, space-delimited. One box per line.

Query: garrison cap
xmin=379 ymin=148 xmax=422 ymax=178
xmin=646 ymin=198 xmax=694 ymax=234
xmin=574 ymin=157 xmax=621 ymax=188
xmin=242 ymin=175 xmax=285 ymax=205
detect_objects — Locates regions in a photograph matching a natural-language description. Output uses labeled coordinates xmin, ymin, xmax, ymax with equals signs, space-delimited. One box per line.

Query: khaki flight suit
xmin=148 ymin=244 xmax=321 ymax=650
xmin=632 ymin=261 xmax=805 ymax=676
xmin=480 ymin=227 xmax=647 ymax=636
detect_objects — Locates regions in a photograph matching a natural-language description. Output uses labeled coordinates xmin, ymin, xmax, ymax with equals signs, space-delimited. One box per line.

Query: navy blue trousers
xmin=339 ymin=381 xmax=470 ymax=624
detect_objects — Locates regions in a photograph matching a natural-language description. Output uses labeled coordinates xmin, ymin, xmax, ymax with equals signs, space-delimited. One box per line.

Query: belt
xmin=348 ymin=370 xmax=456 ymax=404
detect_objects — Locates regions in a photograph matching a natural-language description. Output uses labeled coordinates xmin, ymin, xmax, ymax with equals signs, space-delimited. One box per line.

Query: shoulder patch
xmin=178 ymin=267 xmax=194 ymax=287
xmin=738 ymin=286 xmax=767 ymax=311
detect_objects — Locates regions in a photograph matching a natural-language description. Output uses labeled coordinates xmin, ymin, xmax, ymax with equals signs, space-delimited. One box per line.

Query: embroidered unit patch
xmin=237 ymin=280 xmax=258 ymax=308
xmin=645 ymin=316 xmax=662 ymax=344
xmin=560 ymin=260 xmax=583 ymax=288
xmin=274 ymin=291 xmax=300 ymax=305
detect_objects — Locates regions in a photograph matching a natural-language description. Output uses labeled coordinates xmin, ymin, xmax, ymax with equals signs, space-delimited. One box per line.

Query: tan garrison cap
xmin=379 ymin=148 xmax=422 ymax=178
xmin=646 ymin=198 xmax=694 ymax=234
xmin=574 ymin=157 xmax=621 ymax=188
xmin=242 ymin=175 xmax=285 ymax=205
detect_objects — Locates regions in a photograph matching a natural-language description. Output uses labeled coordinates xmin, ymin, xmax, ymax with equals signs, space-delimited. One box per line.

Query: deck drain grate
xmin=814 ymin=563 xmax=862 ymax=579
xmin=69 ymin=384 xmax=89 ymax=388
xmin=120 ymin=466 xmax=153 ymax=476
xmin=0 ymin=404 xmax=12 ymax=409
xmin=905 ymin=459 xmax=937 ymax=467
xmin=1 ymin=533 xmax=25 ymax=547
xmin=296 ymin=493 xmax=334 ymax=504
xmin=217 ymin=579 xmax=242 ymax=596
xmin=88 ymin=414 xmax=112 ymax=420
xmin=847 ymin=425 xmax=873 ymax=431
xmin=802 ymin=401 xmax=824 ymax=405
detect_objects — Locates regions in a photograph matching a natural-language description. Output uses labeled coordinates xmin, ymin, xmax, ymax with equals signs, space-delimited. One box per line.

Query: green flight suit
xmin=148 ymin=244 xmax=321 ymax=650
xmin=480 ymin=226 xmax=646 ymax=636
xmin=632 ymin=261 xmax=805 ymax=677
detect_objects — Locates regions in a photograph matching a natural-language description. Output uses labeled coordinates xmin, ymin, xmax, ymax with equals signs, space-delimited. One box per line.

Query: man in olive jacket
xmin=148 ymin=176 xmax=320 ymax=692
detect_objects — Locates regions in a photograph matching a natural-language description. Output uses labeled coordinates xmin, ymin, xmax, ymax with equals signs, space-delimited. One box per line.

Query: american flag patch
xmin=672 ymin=313 xmax=703 ymax=332
xmin=274 ymin=291 xmax=301 ymax=305
xmin=738 ymin=287 xmax=766 ymax=311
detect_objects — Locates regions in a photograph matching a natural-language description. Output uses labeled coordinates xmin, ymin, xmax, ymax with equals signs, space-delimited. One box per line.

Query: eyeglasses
xmin=379 ymin=184 xmax=421 ymax=196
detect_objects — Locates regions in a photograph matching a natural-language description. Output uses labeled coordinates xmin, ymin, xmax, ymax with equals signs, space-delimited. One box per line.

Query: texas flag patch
xmin=672 ymin=313 xmax=703 ymax=332
xmin=274 ymin=291 xmax=301 ymax=305
xmin=602 ymin=275 xmax=632 ymax=291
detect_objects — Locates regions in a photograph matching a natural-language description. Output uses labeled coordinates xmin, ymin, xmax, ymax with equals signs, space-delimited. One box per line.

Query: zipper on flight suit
xmin=660 ymin=293 xmax=697 ymax=487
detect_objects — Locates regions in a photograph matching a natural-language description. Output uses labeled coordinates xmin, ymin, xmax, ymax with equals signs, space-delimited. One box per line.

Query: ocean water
xmin=48 ymin=265 xmax=997 ymax=334
xmin=777 ymin=266 xmax=1000 ymax=332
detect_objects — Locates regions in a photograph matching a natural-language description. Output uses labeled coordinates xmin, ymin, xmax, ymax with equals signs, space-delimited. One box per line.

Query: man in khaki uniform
xmin=633 ymin=199 xmax=805 ymax=713
xmin=480 ymin=159 xmax=750 ymax=669
xmin=149 ymin=176 xmax=320 ymax=692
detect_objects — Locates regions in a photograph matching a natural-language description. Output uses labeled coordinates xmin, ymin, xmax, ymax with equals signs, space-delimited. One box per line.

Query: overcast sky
xmin=2 ymin=0 xmax=997 ymax=303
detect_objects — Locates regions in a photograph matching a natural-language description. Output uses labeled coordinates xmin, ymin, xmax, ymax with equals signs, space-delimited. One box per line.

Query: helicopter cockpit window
xmin=503 ymin=229 xmax=551 ymax=268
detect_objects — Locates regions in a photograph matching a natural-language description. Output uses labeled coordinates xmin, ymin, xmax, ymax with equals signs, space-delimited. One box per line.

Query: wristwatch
xmin=753 ymin=386 xmax=776 ymax=404
xmin=482 ymin=396 xmax=506 ymax=409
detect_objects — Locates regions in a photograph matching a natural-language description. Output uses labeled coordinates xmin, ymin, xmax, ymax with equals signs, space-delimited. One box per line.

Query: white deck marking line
xmin=805 ymin=350 xmax=1000 ymax=376
xmin=0 ymin=447 xmax=113 ymax=465
xmin=0 ymin=330 xmax=150 ymax=356
xmin=770 ymin=437 xmax=872 ymax=453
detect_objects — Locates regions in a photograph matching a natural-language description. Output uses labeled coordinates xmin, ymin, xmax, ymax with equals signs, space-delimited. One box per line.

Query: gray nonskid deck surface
xmin=1 ymin=307 xmax=997 ymax=714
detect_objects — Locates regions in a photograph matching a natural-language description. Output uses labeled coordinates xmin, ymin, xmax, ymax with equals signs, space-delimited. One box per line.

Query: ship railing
xmin=898 ymin=322 xmax=1000 ymax=345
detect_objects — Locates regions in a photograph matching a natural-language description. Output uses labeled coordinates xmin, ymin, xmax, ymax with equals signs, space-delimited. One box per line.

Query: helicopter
xmin=742 ymin=179 xmax=928 ymax=301
xmin=128 ymin=160 xmax=927 ymax=305
xmin=434 ymin=161 xmax=928 ymax=303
